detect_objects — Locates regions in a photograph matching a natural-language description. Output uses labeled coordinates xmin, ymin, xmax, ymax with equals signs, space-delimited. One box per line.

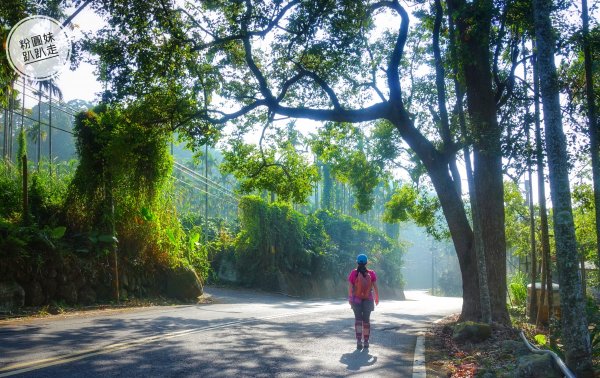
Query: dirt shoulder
xmin=424 ymin=314 xmax=523 ymax=377
xmin=0 ymin=293 xmax=215 ymax=325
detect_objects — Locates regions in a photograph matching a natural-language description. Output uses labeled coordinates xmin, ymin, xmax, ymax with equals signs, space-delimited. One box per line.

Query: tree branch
xmin=180 ymin=99 xmax=268 ymax=127
xmin=294 ymin=65 xmax=342 ymax=109
xmin=362 ymin=27 xmax=387 ymax=102
xmin=181 ymin=0 xmax=299 ymax=52
xmin=272 ymin=102 xmax=388 ymax=123
xmin=277 ymin=71 xmax=307 ymax=102
xmin=385 ymin=0 xmax=410 ymax=105
xmin=492 ymin=3 xmax=510 ymax=92
xmin=496 ymin=38 xmax=520 ymax=107
xmin=240 ymin=0 xmax=276 ymax=102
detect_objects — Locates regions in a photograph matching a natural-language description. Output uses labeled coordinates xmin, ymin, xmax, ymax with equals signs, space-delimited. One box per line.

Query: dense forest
xmin=1 ymin=0 xmax=599 ymax=374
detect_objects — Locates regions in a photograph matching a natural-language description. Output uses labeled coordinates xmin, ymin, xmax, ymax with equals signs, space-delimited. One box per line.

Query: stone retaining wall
xmin=0 ymin=253 xmax=203 ymax=312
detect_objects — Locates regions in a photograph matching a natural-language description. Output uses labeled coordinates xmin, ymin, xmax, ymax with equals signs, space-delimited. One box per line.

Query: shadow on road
xmin=0 ymin=288 xmax=460 ymax=376
xmin=339 ymin=349 xmax=377 ymax=371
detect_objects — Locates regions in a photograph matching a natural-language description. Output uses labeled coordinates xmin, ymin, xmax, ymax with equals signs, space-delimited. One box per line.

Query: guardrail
xmin=519 ymin=331 xmax=575 ymax=378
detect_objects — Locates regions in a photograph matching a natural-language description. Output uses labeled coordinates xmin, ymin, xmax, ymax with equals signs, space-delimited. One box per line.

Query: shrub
xmin=230 ymin=196 xmax=404 ymax=292
xmin=0 ymin=162 xmax=21 ymax=219
xmin=509 ymin=271 xmax=528 ymax=307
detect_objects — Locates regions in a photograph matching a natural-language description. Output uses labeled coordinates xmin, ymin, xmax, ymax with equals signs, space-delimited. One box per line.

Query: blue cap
xmin=357 ymin=254 xmax=368 ymax=264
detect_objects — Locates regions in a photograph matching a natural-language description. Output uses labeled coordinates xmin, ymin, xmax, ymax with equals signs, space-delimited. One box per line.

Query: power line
xmin=0 ymin=108 xmax=74 ymax=135
xmin=173 ymin=163 xmax=239 ymax=199
xmin=173 ymin=167 xmax=239 ymax=202
xmin=172 ymin=176 xmax=238 ymax=205
xmin=17 ymin=90 xmax=78 ymax=117
xmin=175 ymin=161 xmax=233 ymax=193
xmin=174 ymin=161 xmax=237 ymax=196
xmin=9 ymin=81 xmax=85 ymax=115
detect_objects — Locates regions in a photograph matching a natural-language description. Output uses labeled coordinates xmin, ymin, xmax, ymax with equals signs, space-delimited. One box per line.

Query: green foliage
xmin=0 ymin=218 xmax=67 ymax=259
xmin=0 ymin=2 xmax=27 ymax=94
xmin=221 ymin=139 xmax=318 ymax=203
xmin=63 ymin=102 xmax=199 ymax=275
xmin=572 ymin=183 xmax=597 ymax=262
xmin=383 ymin=184 xmax=448 ymax=240
xmin=345 ymin=151 xmax=380 ymax=212
xmin=0 ymin=159 xmax=75 ymax=279
xmin=585 ymin=297 xmax=600 ymax=358
xmin=504 ymin=180 xmax=531 ymax=257
xmin=16 ymin=128 xmax=26 ymax=172
xmin=315 ymin=208 xmax=403 ymax=291
xmin=0 ymin=163 xmax=21 ymax=219
xmin=383 ymin=184 xmax=417 ymax=223
xmin=183 ymin=226 xmax=210 ymax=282
xmin=28 ymin=162 xmax=74 ymax=226
xmin=310 ymin=123 xmax=383 ymax=212
xmin=230 ymin=196 xmax=404 ymax=291
xmin=235 ymin=196 xmax=316 ymax=287
xmin=321 ymin=163 xmax=334 ymax=210
xmin=67 ymin=102 xmax=172 ymax=223
xmin=508 ymin=271 xmax=528 ymax=307
xmin=0 ymin=158 xmax=74 ymax=224
xmin=534 ymin=334 xmax=548 ymax=347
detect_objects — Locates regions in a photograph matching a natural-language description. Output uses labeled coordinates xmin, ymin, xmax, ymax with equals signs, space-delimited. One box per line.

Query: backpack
xmin=354 ymin=270 xmax=372 ymax=299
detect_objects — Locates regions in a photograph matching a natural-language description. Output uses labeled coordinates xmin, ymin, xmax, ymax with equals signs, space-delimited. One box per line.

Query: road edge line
xmin=412 ymin=335 xmax=426 ymax=378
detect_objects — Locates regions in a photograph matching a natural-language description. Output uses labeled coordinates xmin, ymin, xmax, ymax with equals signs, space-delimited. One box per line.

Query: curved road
xmin=0 ymin=288 xmax=461 ymax=377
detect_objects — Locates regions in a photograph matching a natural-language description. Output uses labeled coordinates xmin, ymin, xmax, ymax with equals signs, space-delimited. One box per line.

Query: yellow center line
xmin=0 ymin=306 xmax=338 ymax=377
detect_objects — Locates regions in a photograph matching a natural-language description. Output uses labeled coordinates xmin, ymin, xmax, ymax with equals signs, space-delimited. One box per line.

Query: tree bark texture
xmin=527 ymin=170 xmax=538 ymax=324
xmin=533 ymin=0 xmax=593 ymax=373
xmin=524 ymin=51 xmax=538 ymax=324
xmin=433 ymin=0 xmax=462 ymax=197
xmin=581 ymin=0 xmax=600 ymax=274
xmin=389 ymin=109 xmax=481 ymax=321
xmin=447 ymin=0 xmax=509 ymax=324
xmin=533 ymin=50 xmax=554 ymax=329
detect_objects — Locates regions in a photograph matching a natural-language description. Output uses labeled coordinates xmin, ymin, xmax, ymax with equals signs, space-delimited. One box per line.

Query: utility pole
xmin=48 ymin=89 xmax=52 ymax=174
xmin=37 ymin=84 xmax=41 ymax=171
xmin=204 ymin=144 xmax=208 ymax=242
xmin=2 ymin=89 xmax=7 ymax=160
xmin=431 ymin=241 xmax=435 ymax=296
xmin=20 ymin=78 xmax=25 ymax=144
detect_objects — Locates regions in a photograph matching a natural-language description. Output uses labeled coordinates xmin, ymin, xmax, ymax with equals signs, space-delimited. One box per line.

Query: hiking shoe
xmin=356 ymin=341 xmax=363 ymax=349
xmin=363 ymin=341 xmax=369 ymax=349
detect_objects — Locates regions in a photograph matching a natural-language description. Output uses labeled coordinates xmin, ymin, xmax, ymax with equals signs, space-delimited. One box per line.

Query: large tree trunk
xmin=423 ymin=155 xmax=481 ymax=320
xmin=447 ymin=0 xmax=509 ymax=324
xmin=581 ymin=0 xmax=600 ymax=275
xmin=446 ymin=10 xmax=492 ymax=323
xmin=389 ymin=110 xmax=481 ymax=321
xmin=464 ymin=142 xmax=492 ymax=323
xmin=433 ymin=0 xmax=462 ymax=197
xmin=524 ymin=49 xmax=538 ymax=324
xmin=533 ymin=49 xmax=554 ymax=330
xmin=533 ymin=0 xmax=594 ymax=374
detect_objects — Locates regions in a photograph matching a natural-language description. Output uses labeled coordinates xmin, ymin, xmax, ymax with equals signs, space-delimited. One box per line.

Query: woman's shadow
xmin=339 ymin=348 xmax=378 ymax=371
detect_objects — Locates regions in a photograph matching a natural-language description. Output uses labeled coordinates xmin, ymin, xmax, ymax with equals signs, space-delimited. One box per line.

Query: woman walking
xmin=348 ymin=254 xmax=379 ymax=349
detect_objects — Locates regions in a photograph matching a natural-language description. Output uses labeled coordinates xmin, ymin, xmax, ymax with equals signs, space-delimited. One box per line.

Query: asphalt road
xmin=0 ymin=288 xmax=461 ymax=377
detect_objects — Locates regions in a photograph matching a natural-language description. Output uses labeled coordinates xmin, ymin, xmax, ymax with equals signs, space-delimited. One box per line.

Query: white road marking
xmin=412 ymin=335 xmax=426 ymax=378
